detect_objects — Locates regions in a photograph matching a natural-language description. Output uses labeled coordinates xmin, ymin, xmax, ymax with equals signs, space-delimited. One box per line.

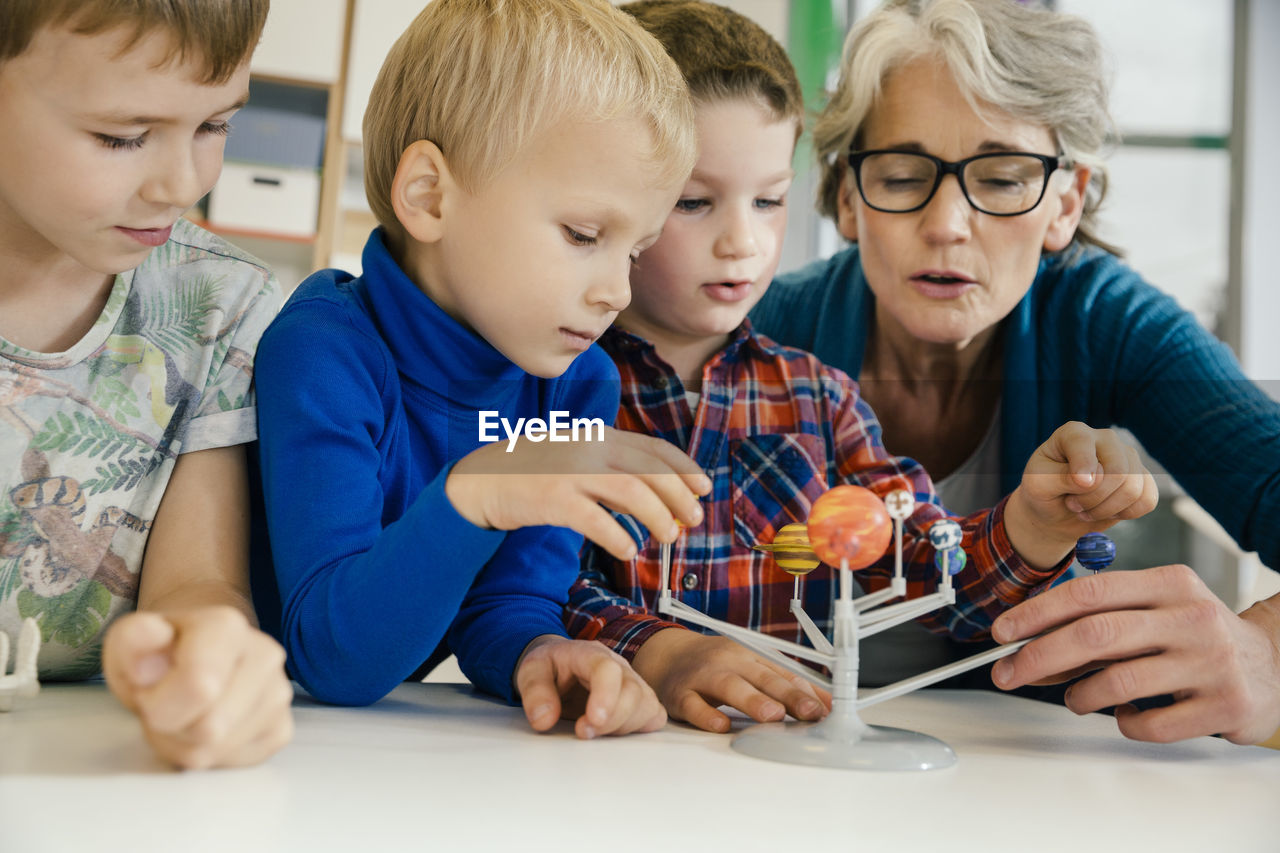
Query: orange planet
xmin=807 ymin=485 xmax=891 ymax=569
xmin=753 ymin=522 xmax=820 ymax=576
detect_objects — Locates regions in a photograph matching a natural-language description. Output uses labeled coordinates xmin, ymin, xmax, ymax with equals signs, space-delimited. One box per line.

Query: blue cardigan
xmin=253 ymin=229 xmax=620 ymax=705
xmin=750 ymin=245 xmax=1280 ymax=569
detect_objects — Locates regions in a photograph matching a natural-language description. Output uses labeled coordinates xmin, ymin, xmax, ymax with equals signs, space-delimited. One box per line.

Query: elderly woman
xmin=750 ymin=0 xmax=1280 ymax=744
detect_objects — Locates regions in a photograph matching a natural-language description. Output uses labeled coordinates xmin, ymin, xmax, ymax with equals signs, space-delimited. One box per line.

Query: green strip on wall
xmin=787 ymin=0 xmax=845 ymax=173
xmin=788 ymin=0 xmax=844 ymax=113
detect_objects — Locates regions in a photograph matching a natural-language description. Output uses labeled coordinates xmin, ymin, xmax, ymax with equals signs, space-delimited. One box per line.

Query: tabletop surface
xmin=3 ymin=681 xmax=1279 ymax=853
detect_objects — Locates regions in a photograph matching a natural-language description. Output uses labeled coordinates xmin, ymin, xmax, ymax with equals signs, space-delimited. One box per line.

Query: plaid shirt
xmin=565 ymin=323 xmax=1066 ymax=660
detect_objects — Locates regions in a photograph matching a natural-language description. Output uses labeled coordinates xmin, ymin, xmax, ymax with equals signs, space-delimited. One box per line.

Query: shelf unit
xmin=198 ymin=0 xmax=354 ymax=291
xmin=324 ymin=0 xmax=430 ymax=275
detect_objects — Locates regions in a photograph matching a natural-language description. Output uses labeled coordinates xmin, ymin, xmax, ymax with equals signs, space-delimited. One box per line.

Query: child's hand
xmin=514 ymin=636 xmax=666 ymax=738
xmin=631 ymin=629 xmax=831 ymax=733
xmin=102 ymin=606 xmax=294 ymax=770
xmin=447 ymin=427 xmax=710 ymax=560
xmin=1006 ymin=421 xmax=1158 ymax=568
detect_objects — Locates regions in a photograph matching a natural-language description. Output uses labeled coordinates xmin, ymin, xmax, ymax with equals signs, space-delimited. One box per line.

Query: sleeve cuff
xmin=984 ymin=496 xmax=1074 ymax=596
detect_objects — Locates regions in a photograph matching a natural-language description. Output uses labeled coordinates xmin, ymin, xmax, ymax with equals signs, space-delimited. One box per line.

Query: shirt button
xmin=654 ymin=376 xmax=669 ymax=390
xmin=681 ymin=572 xmax=698 ymax=590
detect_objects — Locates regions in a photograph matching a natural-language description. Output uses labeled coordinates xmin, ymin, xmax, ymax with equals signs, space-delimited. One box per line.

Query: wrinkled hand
xmin=632 ymin=629 xmax=831 ymax=734
xmin=447 ymin=427 xmax=709 ymax=561
xmin=103 ymin=607 xmax=294 ymax=769
xmin=991 ymin=566 xmax=1280 ymax=744
xmin=1007 ymin=422 xmax=1157 ymax=568
xmin=515 ymin=636 xmax=666 ymax=738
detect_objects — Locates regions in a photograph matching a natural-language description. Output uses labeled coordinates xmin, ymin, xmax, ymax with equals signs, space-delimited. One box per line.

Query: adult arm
xmin=1063 ymin=253 xmax=1280 ymax=567
xmin=991 ymin=254 xmax=1280 ymax=743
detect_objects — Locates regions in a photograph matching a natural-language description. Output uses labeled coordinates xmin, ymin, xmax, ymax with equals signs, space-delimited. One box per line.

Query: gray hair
xmin=814 ymin=0 xmax=1118 ymax=254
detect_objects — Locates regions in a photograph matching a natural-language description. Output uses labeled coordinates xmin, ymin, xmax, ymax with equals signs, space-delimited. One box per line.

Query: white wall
xmin=342 ymin=0 xmax=432 ymax=142
xmin=252 ymin=0 xmax=347 ymax=84
xmin=341 ymin=1 xmax=789 ymax=143
xmin=1240 ymin=0 xmax=1280 ymax=382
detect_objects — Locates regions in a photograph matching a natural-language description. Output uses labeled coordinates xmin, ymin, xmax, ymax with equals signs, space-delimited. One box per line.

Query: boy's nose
xmin=141 ymin=145 xmax=206 ymax=210
xmin=714 ymin=209 xmax=759 ymax=260
xmin=588 ymin=260 xmax=632 ymax=312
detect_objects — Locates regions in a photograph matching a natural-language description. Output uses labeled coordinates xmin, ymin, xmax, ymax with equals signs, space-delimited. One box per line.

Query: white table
xmin=3 ymin=682 xmax=1278 ymax=853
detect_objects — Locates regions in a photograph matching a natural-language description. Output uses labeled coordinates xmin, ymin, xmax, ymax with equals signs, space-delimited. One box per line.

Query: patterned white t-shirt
xmin=0 ymin=220 xmax=281 ymax=679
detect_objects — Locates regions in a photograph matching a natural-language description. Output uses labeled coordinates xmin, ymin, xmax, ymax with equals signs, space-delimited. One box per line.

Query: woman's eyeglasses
xmin=846 ymin=149 xmax=1072 ymax=216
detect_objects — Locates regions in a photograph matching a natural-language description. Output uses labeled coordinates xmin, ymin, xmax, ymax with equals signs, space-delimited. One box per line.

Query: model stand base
xmin=658 ymin=487 xmax=1114 ymax=771
xmin=732 ymin=716 xmax=957 ymax=771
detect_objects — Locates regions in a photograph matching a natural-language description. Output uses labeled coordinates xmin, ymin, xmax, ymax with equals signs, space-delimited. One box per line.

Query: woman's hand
xmin=992 ymin=567 xmax=1280 ymax=744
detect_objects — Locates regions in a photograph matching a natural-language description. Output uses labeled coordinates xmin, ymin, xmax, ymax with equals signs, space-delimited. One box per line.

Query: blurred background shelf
xmin=197 ymin=0 xmax=352 ymax=290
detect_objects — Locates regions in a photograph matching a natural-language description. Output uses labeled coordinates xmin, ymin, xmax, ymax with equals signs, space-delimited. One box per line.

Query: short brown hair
xmin=363 ymin=0 xmax=696 ymax=233
xmin=622 ymin=0 xmax=803 ymax=132
xmin=1 ymin=0 xmax=269 ymax=84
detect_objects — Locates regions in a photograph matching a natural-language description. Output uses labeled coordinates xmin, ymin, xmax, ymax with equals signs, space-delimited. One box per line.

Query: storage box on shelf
xmin=196 ymin=0 xmax=352 ymax=290
xmin=206 ymin=81 xmax=327 ymax=241
xmin=207 ymin=163 xmax=321 ymax=240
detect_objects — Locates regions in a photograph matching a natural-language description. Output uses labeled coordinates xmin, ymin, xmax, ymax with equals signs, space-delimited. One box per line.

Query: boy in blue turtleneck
xmin=251 ymin=0 xmax=707 ymax=738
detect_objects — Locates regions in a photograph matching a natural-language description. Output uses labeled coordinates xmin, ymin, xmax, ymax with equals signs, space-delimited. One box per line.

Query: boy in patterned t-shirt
xmin=0 ymin=1 xmax=291 ymax=769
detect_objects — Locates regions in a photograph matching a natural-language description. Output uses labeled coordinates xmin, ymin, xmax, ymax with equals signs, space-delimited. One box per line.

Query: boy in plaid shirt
xmin=565 ymin=0 xmax=1157 ymax=734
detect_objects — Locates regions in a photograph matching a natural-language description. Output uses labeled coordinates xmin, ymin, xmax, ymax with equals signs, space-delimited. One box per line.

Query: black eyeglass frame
xmin=845 ymin=149 xmax=1072 ymax=217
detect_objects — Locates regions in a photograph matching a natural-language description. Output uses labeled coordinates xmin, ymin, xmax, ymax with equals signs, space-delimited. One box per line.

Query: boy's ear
xmin=1043 ymin=164 xmax=1091 ymax=252
xmin=390 ymin=140 xmax=453 ymax=244
xmin=835 ymin=168 xmax=859 ymax=243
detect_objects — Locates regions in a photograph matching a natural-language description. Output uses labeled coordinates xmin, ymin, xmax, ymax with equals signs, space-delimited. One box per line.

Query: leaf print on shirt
xmin=6 ymin=363 xmax=176 ymax=459
xmin=131 ymin=274 xmax=221 ymax=355
xmin=0 ymin=512 xmax=34 ymax=602
xmin=34 ymin=410 xmax=148 ymax=465
xmin=86 ymin=376 xmax=142 ymax=423
xmin=31 ymin=412 xmax=166 ymax=494
xmin=18 ymin=580 xmax=111 ymax=651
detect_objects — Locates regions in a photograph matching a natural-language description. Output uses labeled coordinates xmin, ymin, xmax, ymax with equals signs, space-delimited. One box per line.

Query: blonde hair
xmin=363 ymin=0 xmax=697 ymax=233
xmin=1 ymin=0 xmax=268 ymax=84
xmin=814 ymin=0 xmax=1117 ymax=255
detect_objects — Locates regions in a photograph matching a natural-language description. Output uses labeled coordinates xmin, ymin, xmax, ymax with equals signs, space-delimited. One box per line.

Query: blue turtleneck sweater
xmin=253 ymin=229 xmax=619 ymax=706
